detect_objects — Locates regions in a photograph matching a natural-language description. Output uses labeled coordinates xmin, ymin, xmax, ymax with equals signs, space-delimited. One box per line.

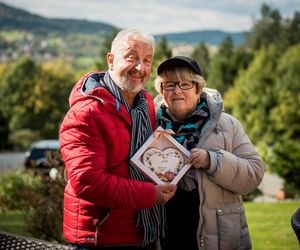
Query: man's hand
xmin=155 ymin=184 xmax=177 ymax=204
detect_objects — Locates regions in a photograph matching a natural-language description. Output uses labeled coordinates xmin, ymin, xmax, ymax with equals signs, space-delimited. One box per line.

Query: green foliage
xmin=251 ymin=4 xmax=283 ymax=50
xmin=154 ymin=36 xmax=172 ymax=62
xmin=0 ymin=57 xmax=40 ymax=148
xmin=242 ymin=188 xmax=263 ymax=202
xmin=95 ymin=29 xmax=119 ymax=70
xmin=265 ymin=44 xmax=300 ymax=193
xmin=0 ymin=170 xmax=43 ymax=212
xmin=250 ymin=5 xmax=300 ymax=53
xmin=0 ymin=152 xmax=66 ymax=242
xmin=207 ymin=36 xmax=235 ymax=94
xmin=147 ymin=36 xmax=172 ymax=96
xmin=0 ymin=210 xmax=29 ymax=236
xmin=225 ymin=43 xmax=300 ymax=192
xmin=207 ymin=36 xmax=253 ymax=95
xmin=24 ymin=151 xmax=66 ymax=242
xmin=268 ymin=140 xmax=300 ymax=193
xmin=270 ymin=43 xmax=300 ymax=139
xmin=0 ymin=111 xmax=9 ymax=149
xmin=225 ymin=45 xmax=278 ymax=144
xmin=0 ymin=57 xmax=76 ymax=149
xmin=191 ymin=42 xmax=210 ymax=78
xmin=281 ymin=11 xmax=300 ymax=47
xmin=8 ymin=129 xmax=40 ymax=150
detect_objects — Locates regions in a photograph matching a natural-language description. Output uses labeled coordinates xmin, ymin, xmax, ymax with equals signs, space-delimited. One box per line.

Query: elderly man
xmin=59 ymin=29 xmax=176 ymax=250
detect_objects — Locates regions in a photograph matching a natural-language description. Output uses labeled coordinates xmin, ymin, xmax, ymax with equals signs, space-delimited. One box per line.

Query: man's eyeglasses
xmin=161 ymin=81 xmax=195 ymax=91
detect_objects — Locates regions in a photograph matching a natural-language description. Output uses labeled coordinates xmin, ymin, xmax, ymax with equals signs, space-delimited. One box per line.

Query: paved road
xmin=255 ymin=172 xmax=284 ymax=202
xmin=0 ymin=152 xmax=25 ymax=172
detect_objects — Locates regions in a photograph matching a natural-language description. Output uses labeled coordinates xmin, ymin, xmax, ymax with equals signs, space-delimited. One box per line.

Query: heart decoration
xmin=142 ymin=147 xmax=184 ymax=182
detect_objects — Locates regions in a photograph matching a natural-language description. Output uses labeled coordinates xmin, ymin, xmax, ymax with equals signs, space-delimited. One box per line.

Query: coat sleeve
xmin=60 ymin=99 xmax=156 ymax=210
xmin=205 ymin=114 xmax=265 ymax=195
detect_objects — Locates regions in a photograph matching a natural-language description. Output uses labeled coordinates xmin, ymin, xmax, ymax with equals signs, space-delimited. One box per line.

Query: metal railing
xmin=0 ymin=231 xmax=74 ymax=250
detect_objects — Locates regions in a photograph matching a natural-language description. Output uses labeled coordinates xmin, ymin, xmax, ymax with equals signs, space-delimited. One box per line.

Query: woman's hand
xmin=187 ymin=148 xmax=211 ymax=170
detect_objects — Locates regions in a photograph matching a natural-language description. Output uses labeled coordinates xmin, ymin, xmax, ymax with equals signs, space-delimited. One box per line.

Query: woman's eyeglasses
xmin=161 ymin=81 xmax=195 ymax=91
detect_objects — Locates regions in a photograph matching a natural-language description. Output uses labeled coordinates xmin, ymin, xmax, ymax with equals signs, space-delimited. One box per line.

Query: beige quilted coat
xmin=156 ymin=88 xmax=265 ymax=250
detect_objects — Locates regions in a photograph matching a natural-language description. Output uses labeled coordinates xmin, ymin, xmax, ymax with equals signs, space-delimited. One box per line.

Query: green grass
xmin=0 ymin=202 xmax=299 ymax=249
xmin=0 ymin=210 xmax=30 ymax=236
xmin=245 ymin=201 xmax=300 ymax=250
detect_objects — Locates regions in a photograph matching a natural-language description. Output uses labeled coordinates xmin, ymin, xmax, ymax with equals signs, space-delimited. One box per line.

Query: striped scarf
xmin=157 ymin=94 xmax=210 ymax=150
xmin=100 ymin=72 xmax=166 ymax=246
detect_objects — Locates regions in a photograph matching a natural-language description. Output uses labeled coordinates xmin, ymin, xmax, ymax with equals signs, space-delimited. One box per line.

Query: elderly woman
xmin=154 ymin=56 xmax=265 ymax=250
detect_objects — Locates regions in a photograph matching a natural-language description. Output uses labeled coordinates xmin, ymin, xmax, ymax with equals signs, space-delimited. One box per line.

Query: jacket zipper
xmin=198 ymin=171 xmax=206 ymax=248
xmin=95 ymin=212 xmax=110 ymax=245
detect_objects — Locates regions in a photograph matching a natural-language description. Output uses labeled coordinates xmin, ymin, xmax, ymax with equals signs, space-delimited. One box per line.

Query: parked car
xmin=24 ymin=139 xmax=60 ymax=175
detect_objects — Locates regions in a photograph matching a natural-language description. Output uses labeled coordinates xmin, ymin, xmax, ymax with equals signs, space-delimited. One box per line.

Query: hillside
xmin=0 ymin=2 xmax=117 ymax=34
xmin=155 ymin=30 xmax=246 ymax=46
xmin=0 ymin=2 xmax=248 ymax=69
xmin=0 ymin=2 xmax=246 ymax=45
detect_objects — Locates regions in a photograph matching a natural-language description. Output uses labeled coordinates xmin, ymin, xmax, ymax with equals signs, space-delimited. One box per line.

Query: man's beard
xmin=118 ymin=75 xmax=146 ymax=93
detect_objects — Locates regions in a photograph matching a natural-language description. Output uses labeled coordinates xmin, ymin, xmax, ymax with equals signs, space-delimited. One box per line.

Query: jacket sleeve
xmin=205 ymin=114 xmax=265 ymax=195
xmin=60 ymin=100 xmax=156 ymax=210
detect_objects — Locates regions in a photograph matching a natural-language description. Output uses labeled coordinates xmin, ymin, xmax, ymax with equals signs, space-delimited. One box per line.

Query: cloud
xmin=1 ymin=0 xmax=299 ymax=34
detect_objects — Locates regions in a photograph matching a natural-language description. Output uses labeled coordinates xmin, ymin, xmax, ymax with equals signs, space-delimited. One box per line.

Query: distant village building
xmin=171 ymin=45 xmax=194 ymax=57
xmin=172 ymin=44 xmax=218 ymax=58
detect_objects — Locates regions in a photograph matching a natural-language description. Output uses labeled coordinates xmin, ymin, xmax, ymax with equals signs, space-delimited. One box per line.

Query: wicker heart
xmin=142 ymin=147 xmax=184 ymax=181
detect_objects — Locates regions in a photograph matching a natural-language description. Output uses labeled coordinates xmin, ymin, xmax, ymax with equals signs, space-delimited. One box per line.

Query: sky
xmin=1 ymin=0 xmax=299 ymax=35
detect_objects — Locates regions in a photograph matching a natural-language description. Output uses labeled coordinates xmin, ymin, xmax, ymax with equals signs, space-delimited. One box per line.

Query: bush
xmin=0 ymin=170 xmax=43 ymax=212
xmin=24 ymin=151 xmax=66 ymax=242
xmin=0 ymin=151 xmax=66 ymax=243
xmin=242 ymin=188 xmax=263 ymax=202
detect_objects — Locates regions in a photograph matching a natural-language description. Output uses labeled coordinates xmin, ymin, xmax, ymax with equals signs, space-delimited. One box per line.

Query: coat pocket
xmin=216 ymin=204 xmax=251 ymax=250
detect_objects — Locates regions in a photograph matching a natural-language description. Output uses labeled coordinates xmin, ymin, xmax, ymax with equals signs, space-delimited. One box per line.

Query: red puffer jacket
xmin=59 ymin=71 xmax=157 ymax=247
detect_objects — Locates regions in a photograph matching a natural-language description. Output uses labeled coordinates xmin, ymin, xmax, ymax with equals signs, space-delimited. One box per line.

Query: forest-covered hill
xmin=0 ymin=2 xmax=245 ymax=45
xmin=0 ymin=2 xmax=116 ymax=35
xmin=0 ymin=1 xmax=248 ymax=70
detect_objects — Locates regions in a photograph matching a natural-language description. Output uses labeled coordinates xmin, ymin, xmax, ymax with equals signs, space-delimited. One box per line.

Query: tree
xmin=267 ymin=44 xmax=300 ymax=193
xmin=191 ymin=42 xmax=210 ymax=79
xmin=281 ymin=11 xmax=300 ymax=48
xmin=37 ymin=59 xmax=76 ymax=138
xmin=0 ymin=112 xmax=9 ymax=149
xmin=154 ymin=36 xmax=172 ymax=62
xmin=147 ymin=36 xmax=172 ymax=96
xmin=207 ymin=36 xmax=234 ymax=94
xmin=0 ymin=57 xmax=75 ymax=149
xmin=95 ymin=29 xmax=119 ymax=70
xmin=0 ymin=63 xmax=10 ymax=149
xmin=225 ymin=45 xmax=278 ymax=144
xmin=225 ymin=43 xmax=300 ymax=193
xmin=251 ymin=4 xmax=282 ymax=49
xmin=0 ymin=57 xmax=40 ymax=147
xmin=269 ymin=43 xmax=300 ymax=139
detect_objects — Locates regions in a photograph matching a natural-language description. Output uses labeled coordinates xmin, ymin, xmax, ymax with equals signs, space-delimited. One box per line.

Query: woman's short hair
xmin=154 ymin=67 xmax=206 ymax=94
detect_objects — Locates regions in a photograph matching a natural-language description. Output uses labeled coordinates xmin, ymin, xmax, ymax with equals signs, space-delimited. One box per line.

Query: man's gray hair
xmin=111 ymin=28 xmax=155 ymax=53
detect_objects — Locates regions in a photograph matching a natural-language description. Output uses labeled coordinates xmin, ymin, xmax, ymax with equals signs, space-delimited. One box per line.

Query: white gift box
xmin=130 ymin=126 xmax=191 ymax=185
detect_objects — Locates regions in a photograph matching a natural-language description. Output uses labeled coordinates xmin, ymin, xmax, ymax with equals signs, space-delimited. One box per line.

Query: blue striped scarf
xmin=157 ymin=95 xmax=210 ymax=150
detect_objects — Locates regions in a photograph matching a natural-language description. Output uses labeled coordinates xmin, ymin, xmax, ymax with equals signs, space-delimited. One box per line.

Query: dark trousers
xmin=160 ymin=188 xmax=200 ymax=250
xmin=71 ymin=242 xmax=157 ymax=250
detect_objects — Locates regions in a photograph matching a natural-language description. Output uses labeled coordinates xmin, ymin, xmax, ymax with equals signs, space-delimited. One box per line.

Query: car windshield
xmin=28 ymin=148 xmax=58 ymax=160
